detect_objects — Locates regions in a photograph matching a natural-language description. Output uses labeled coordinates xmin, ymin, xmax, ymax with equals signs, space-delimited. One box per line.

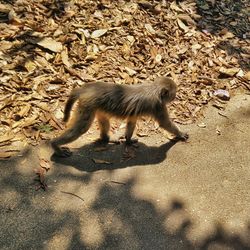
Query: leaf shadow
xmin=194 ymin=0 xmax=249 ymax=70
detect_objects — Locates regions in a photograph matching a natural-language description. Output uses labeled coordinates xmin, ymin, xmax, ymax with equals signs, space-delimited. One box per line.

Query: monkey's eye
xmin=161 ymin=88 xmax=169 ymax=99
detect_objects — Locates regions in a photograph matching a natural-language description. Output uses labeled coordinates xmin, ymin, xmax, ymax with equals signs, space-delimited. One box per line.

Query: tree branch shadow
xmin=195 ymin=0 xmax=249 ymax=70
xmin=1 ymin=155 xmax=250 ymax=249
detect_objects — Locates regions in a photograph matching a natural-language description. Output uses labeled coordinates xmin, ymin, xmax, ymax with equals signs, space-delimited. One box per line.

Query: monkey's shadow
xmin=51 ymin=140 xmax=178 ymax=172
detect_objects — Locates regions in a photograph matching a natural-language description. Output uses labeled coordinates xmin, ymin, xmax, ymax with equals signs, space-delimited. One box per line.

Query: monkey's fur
xmin=51 ymin=77 xmax=188 ymax=157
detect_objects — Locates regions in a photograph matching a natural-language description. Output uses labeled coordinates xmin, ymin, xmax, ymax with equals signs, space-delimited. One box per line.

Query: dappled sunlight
xmin=1 ymin=151 xmax=250 ymax=249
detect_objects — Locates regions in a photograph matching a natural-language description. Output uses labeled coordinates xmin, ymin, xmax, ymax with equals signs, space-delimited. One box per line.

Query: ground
xmin=0 ymin=0 xmax=250 ymax=249
xmin=0 ymin=0 xmax=250 ymax=156
xmin=1 ymin=93 xmax=250 ymax=250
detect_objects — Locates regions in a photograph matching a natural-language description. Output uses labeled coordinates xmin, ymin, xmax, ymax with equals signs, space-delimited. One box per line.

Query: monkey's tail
xmin=63 ymin=90 xmax=80 ymax=122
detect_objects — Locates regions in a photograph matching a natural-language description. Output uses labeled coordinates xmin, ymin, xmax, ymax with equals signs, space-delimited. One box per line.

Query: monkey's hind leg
xmin=51 ymin=109 xmax=95 ymax=157
xmin=96 ymin=112 xmax=110 ymax=144
xmin=124 ymin=117 xmax=138 ymax=145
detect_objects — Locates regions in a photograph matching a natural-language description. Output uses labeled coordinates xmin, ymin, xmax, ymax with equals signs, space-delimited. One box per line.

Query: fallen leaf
xmin=216 ymin=126 xmax=221 ymax=135
xmin=177 ymin=14 xmax=196 ymax=26
xmin=191 ymin=43 xmax=202 ymax=52
xmin=0 ymin=151 xmax=16 ymax=158
xmin=145 ymin=24 xmax=156 ymax=34
xmin=24 ymin=60 xmax=37 ymax=72
xmin=17 ymin=104 xmax=31 ymax=117
xmin=170 ymin=1 xmax=183 ymax=12
xmin=214 ymin=89 xmax=230 ymax=101
xmin=177 ymin=18 xmax=189 ymax=32
xmin=40 ymin=158 xmax=51 ymax=170
xmin=37 ymin=37 xmax=63 ymax=53
xmin=219 ymin=67 xmax=240 ymax=77
xmin=236 ymin=69 xmax=244 ymax=77
xmin=155 ymin=54 xmax=162 ymax=63
xmin=244 ymin=71 xmax=250 ymax=81
xmin=0 ymin=134 xmax=15 ymax=144
xmin=125 ymin=67 xmax=137 ymax=76
xmin=93 ymin=146 xmax=108 ymax=152
xmin=92 ymin=158 xmax=112 ymax=164
xmin=91 ymin=29 xmax=108 ymax=39
xmin=136 ymin=132 xmax=148 ymax=137
xmin=61 ymin=48 xmax=71 ymax=67
xmin=35 ymin=168 xmax=48 ymax=191
xmin=197 ymin=123 xmax=206 ymax=128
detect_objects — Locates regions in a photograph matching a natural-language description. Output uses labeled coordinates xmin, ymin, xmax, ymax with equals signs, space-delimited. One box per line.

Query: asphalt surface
xmin=0 ymin=94 xmax=250 ymax=250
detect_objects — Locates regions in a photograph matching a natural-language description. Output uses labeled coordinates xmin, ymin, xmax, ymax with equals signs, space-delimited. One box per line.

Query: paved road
xmin=1 ymin=94 xmax=250 ymax=250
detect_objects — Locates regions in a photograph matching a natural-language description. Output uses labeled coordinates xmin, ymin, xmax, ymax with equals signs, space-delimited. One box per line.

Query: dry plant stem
xmin=60 ymin=191 xmax=84 ymax=202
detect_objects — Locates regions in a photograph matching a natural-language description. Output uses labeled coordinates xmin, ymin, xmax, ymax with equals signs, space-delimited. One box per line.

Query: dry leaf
xmin=40 ymin=158 xmax=51 ymax=170
xmin=177 ymin=14 xmax=196 ymax=26
xmin=18 ymin=104 xmax=31 ymax=117
xmin=145 ymin=24 xmax=156 ymax=34
xmin=155 ymin=54 xmax=162 ymax=63
xmin=0 ymin=151 xmax=16 ymax=158
xmin=37 ymin=37 xmax=63 ymax=53
xmin=125 ymin=67 xmax=137 ymax=76
xmin=0 ymin=134 xmax=15 ymax=144
xmin=24 ymin=60 xmax=37 ymax=72
xmin=244 ymin=71 xmax=250 ymax=81
xmin=92 ymin=158 xmax=112 ymax=164
xmin=177 ymin=18 xmax=189 ymax=32
xmin=93 ymin=147 xmax=108 ymax=152
xmin=136 ymin=132 xmax=148 ymax=137
xmin=219 ymin=67 xmax=240 ymax=77
xmin=91 ymin=29 xmax=108 ymax=39
xmin=35 ymin=168 xmax=48 ymax=191
xmin=214 ymin=89 xmax=230 ymax=101
xmin=61 ymin=48 xmax=71 ymax=67
xmin=12 ymin=115 xmax=38 ymax=129
xmin=216 ymin=126 xmax=221 ymax=135
xmin=170 ymin=2 xmax=183 ymax=12
xmin=0 ymin=0 xmax=247 ymax=153
xmin=197 ymin=123 xmax=206 ymax=128
xmin=236 ymin=69 xmax=244 ymax=77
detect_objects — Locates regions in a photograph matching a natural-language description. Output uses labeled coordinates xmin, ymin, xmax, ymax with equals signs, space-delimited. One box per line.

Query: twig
xmin=107 ymin=181 xmax=126 ymax=185
xmin=60 ymin=191 xmax=84 ymax=202
xmin=218 ymin=111 xmax=229 ymax=119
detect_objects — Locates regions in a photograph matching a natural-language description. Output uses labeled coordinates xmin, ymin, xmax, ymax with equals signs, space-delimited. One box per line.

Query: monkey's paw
xmin=125 ymin=138 xmax=138 ymax=145
xmin=55 ymin=147 xmax=73 ymax=157
xmin=95 ymin=136 xmax=110 ymax=145
xmin=174 ymin=133 xmax=189 ymax=141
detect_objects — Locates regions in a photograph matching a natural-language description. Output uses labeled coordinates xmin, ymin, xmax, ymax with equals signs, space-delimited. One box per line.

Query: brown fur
xmin=51 ymin=77 xmax=188 ymax=157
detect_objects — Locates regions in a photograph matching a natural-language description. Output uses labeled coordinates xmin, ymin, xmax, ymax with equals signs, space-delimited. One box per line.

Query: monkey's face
xmin=157 ymin=77 xmax=177 ymax=104
xmin=160 ymin=82 xmax=177 ymax=104
xmin=162 ymin=88 xmax=176 ymax=104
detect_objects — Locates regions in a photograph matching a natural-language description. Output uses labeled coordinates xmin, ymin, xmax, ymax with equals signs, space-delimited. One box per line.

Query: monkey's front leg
xmin=156 ymin=110 xmax=188 ymax=141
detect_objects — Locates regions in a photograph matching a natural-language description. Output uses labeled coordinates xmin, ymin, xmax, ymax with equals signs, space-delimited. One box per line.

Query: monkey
xmin=51 ymin=76 xmax=188 ymax=157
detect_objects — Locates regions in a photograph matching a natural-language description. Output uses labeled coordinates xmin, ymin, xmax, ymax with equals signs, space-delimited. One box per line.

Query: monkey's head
xmin=155 ymin=77 xmax=177 ymax=104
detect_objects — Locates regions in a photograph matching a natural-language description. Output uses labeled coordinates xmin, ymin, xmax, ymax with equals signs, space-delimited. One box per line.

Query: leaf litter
xmin=0 ymin=0 xmax=249 ymax=158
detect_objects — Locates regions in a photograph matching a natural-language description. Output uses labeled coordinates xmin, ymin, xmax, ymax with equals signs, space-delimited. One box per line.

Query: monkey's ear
xmin=160 ymin=88 xmax=169 ymax=100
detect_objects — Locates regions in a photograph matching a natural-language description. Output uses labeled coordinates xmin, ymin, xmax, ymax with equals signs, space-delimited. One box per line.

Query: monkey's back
xmin=78 ymin=82 xmax=161 ymax=118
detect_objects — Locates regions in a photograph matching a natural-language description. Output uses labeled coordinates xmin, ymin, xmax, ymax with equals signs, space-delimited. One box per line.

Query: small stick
xmin=60 ymin=191 xmax=84 ymax=202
